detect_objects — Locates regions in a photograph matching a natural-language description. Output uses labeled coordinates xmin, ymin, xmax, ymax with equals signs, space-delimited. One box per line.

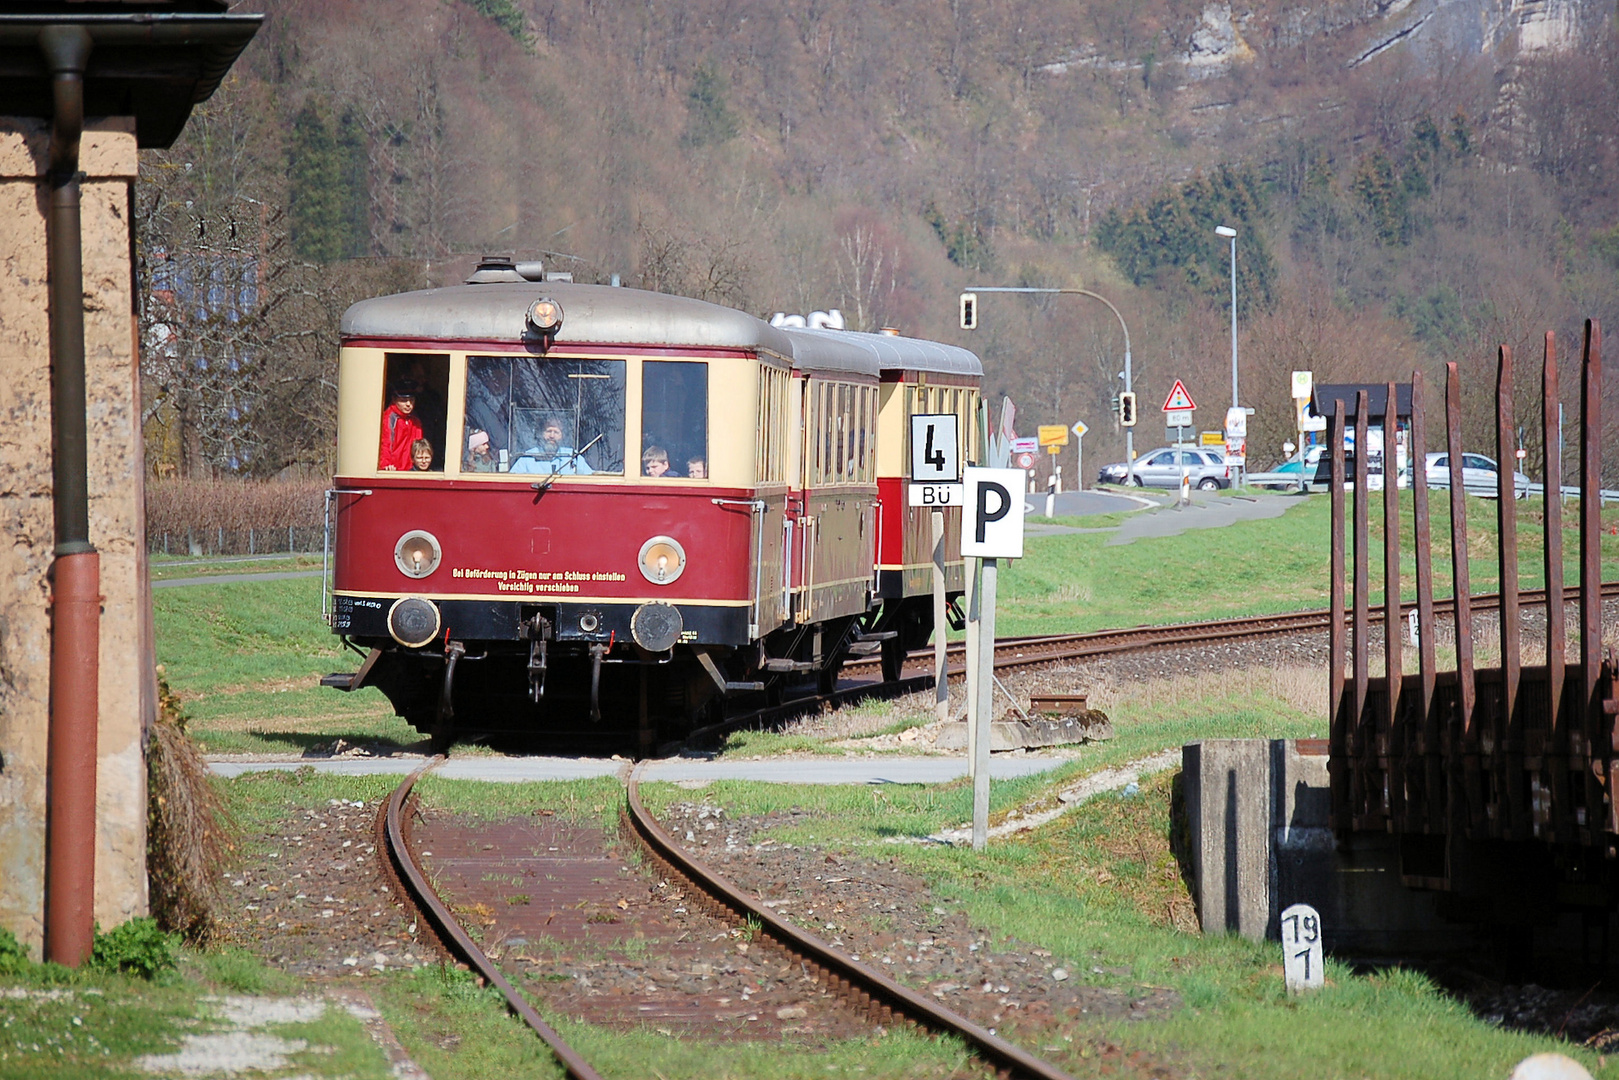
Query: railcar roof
xmin=340 ymin=282 xmax=980 ymax=379
xmin=342 ymin=282 xmax=800 ymax=358
xmin=780 ymin=327 xmax=983 ymax=378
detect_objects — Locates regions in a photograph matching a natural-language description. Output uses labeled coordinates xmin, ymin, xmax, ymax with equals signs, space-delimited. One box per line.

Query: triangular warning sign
xmin=1161 ymin=380 xmax=1196 ymax=412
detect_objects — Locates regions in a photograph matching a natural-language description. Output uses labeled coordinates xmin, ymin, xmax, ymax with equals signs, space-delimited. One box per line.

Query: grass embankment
xmin=1002 ymin=493 xmax=1619 ymax=636
xmin=153 ymin=578 xmax=415 ymax=756
xmin=149 ymin=553 xmax=324 ymax=582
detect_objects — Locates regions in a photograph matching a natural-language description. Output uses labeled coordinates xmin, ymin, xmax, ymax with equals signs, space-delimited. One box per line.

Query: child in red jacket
xmin=379 ymin=385 xmax=424 ymax=471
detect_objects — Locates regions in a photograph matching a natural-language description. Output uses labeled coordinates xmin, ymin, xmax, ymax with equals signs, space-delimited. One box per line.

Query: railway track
xmin=382 ymin=758 xmax=1083 ymax=1080
xmin=847 ymin=581 xmax=1619 ymax=680
xmin=678 ymin=581 xmax=1619 ymax=753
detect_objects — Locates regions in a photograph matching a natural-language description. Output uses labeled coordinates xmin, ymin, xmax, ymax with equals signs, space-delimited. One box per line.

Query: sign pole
xmin=960 ymin=464 xmax=1024 ymax=851
xmin=964 ymin=555 xmax=980 ymax=771
xmin=931 ymin=510 xmax=948 ymax=723
xmin=1070 ymin=419 xmax=1090 ymax=492
xmin=972 ymin=555 xmax=996 ymax=851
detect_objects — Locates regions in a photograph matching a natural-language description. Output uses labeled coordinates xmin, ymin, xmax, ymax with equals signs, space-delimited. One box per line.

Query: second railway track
xmin=847 ymin=581 xmax=1619 ymax=680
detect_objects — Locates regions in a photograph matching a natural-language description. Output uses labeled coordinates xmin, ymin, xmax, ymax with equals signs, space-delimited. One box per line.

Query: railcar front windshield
xmin=463 ymin=355 xmax=625 ymax=475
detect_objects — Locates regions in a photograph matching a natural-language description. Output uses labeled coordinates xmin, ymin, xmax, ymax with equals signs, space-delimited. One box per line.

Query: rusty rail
xmin=624 ymin=766 xmax=1080 ymax=1080
xmin=1326 ymin=322 xmax=1616 ymax=848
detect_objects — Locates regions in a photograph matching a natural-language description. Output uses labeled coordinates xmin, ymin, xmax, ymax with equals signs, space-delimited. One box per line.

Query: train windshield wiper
xmin=529 ymin=432 xmax=605 ymax=493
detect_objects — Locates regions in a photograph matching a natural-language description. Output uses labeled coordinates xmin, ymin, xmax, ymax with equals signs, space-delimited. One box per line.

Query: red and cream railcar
xmin=323 ymin=263 xmax=981 ymax=749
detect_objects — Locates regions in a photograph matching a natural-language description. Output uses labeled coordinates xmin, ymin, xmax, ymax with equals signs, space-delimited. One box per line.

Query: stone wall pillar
xmin=0 ymin=115 xmax=149 ymax=953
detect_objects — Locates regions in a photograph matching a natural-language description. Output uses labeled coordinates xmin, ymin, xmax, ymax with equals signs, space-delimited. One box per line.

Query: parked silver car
xmin=1416 ymin=451 xmax=1531 ymax=499
xmin=1106 ymin=446 xmax=1229 ymax=489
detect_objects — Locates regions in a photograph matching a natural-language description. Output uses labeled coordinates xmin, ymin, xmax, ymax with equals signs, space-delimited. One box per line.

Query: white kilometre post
xmin=1280 ymin=903 xmax=1324 ymax=994
xmin=962 ymin=465 xmax=1025 ymax=852
xmin=931 ymin=510 xmax=948 ymax=722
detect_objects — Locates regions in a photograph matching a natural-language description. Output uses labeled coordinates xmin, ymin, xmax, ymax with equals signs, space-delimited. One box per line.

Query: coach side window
xmin=381 ymin=353 xmax=449 ymax=472
xmin=642 ymin=361 xmax=708 ymax=478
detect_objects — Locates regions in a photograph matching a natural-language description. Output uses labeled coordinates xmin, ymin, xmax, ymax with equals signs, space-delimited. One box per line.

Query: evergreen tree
xmin=1095 ymin=165 xmax=1276 ymax=314
xmin=288 ymin=98 xmax=368 ymax=263
xmin=683 ymin=62 xmax=740 ymax=148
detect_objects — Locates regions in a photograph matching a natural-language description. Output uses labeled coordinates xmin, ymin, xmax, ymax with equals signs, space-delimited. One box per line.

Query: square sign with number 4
xmin=910 ymin=414 xmax=960 ymax=482
xmin=910 ymin=413 xmax=962 ymax=506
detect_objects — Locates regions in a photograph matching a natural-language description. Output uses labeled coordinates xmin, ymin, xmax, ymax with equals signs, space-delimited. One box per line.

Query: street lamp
xmin=1215 ymin=225 xmax=1238 ymax=410
xmin=1215 ymin=224 xmax=1239 ymax=486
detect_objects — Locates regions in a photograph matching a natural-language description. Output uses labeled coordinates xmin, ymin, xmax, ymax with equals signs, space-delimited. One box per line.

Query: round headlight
xmin=630 ymin=602 xmax=683 ymax=652
xmin=637 ymin=535 xmax=687 ymax=585
xmin=394 ymin=530 xmax=442 ymax=579
xmin=527 ymin=296 xmax=563 ymax=333
xmin=388 ymin=596 xmax=441 ymax=648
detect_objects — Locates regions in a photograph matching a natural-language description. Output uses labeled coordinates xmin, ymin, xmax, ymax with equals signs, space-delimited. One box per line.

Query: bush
xmin=145 ymin=478 xmax=325 ymax=553
xmin=147 ymin=675 xmax=234 ymax=944
xmin=90 ymin=918 xmax=177 ymax=980
xmin=0 ymin=926 xmax=30 ymax=975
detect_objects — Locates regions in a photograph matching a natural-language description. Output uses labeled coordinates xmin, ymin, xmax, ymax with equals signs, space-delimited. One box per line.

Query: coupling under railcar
xmin=321 ymin=263 xmax=982 ymax=751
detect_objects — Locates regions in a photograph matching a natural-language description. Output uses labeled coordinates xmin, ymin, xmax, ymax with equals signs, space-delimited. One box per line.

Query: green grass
xmin=1025 ymin=509 xmax=1145 ymax=529
xmin=154 ymin=577 xmax=413 ymax=755
xmin=0 ymin=946 xmax=392 ymax=1079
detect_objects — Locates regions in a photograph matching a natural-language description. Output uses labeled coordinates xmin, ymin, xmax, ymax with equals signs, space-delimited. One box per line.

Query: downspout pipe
xmin=40 ymin=23 xmax=99 ymax=970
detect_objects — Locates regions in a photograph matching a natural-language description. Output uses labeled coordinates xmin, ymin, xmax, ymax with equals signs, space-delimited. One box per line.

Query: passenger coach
xmin=323 ymin=259 xmax=982 ymax=752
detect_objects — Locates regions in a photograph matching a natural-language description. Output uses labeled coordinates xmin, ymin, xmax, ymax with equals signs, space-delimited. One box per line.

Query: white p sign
xmin=961 ymin=467 xmax=1025 ymax=558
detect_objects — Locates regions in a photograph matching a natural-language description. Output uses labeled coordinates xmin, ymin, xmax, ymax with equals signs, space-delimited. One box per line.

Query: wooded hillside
xmin=140 ymin=0 xmax=1619 ymax=480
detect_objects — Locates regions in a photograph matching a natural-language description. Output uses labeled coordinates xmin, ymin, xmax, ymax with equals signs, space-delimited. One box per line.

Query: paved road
xmin=208 ymin=754 xmax=1074 ymax=784
xmin=154 ymin=570 xmax=324 ymax=589
xmin=1043 ymin=489 xmax=1148 ymax=517
xmin=1106 ymin=490 xmax=1300 ymax=545
xmin=1021 ymin=486 xmax=1301 ymax=544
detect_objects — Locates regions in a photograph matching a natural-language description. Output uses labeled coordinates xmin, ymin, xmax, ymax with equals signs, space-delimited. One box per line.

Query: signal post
xmin=909 ymin=412 xmax=961 ymax=723
xmin=961 ymin=462 xmax=1025 ymax=851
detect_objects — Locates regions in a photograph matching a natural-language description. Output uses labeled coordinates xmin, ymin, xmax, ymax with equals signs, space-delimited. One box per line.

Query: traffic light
xmin=1118 ymin=391 xmax=1137 ymax=427
xmin=959 ymin=292 xmax=977 ymax=330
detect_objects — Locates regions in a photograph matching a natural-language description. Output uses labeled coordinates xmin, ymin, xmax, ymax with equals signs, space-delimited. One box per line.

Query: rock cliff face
xmin=1175 ymin=0 xmax=1599 ymax=77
